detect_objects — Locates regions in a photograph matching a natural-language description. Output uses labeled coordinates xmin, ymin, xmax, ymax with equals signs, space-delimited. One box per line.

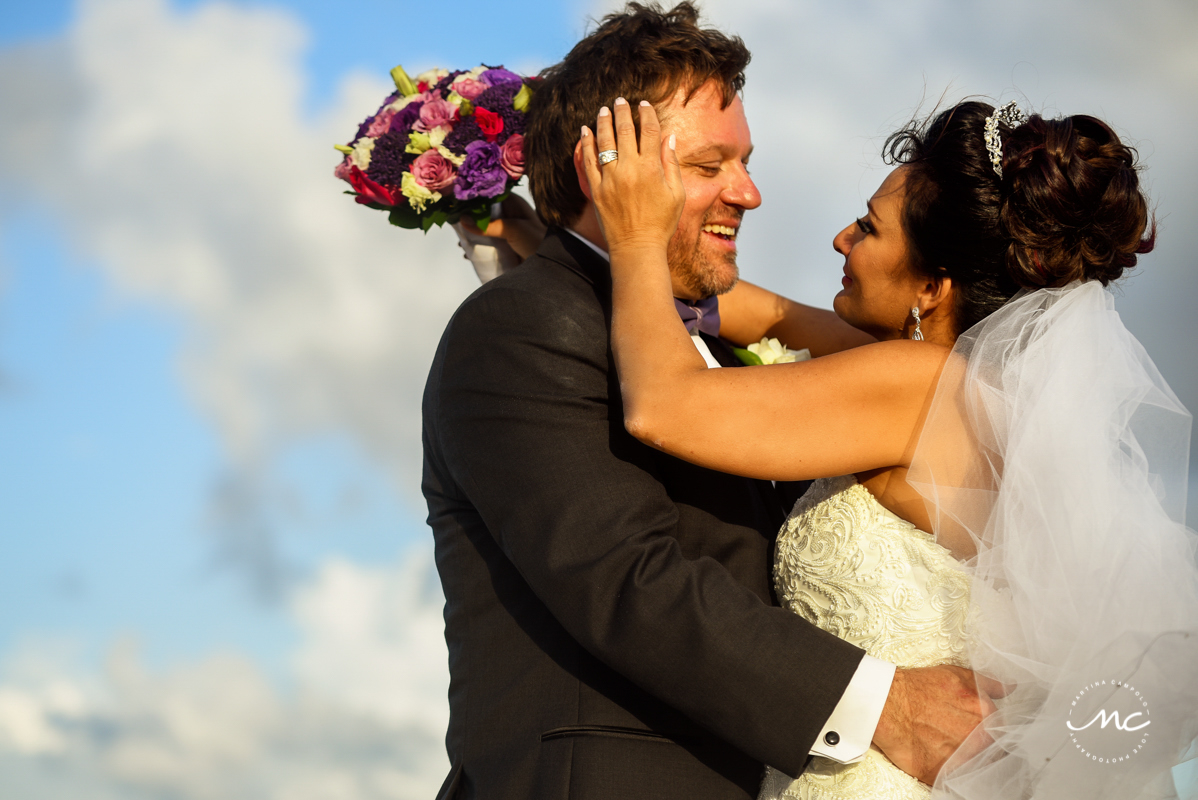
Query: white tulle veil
xmin=908 ymin=281 xmax=1198 ymax=799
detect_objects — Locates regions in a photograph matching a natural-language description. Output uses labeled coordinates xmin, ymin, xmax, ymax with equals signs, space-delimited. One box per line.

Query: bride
xmin=576 ymin=98 xmax=1198 ymax=798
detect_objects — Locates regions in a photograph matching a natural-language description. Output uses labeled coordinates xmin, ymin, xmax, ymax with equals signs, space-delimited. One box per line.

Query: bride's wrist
xmin=607 ymin=240 xmax=669 ymax=264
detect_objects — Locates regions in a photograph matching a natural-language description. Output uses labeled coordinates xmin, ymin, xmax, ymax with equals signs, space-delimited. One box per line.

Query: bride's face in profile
xmin=832 ymin=167 xmax=927 ymax=341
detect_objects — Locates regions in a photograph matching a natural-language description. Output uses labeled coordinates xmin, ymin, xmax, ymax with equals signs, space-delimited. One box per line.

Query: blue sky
xmin=0 ymin=0 xmax=585 ymax=672
xmin=1 ymin=1 xmax=1195 ymax=797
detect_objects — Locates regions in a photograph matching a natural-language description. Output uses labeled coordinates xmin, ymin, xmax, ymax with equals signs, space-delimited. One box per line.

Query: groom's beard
xmin=668 ymin=208 xmax=742 ymax=298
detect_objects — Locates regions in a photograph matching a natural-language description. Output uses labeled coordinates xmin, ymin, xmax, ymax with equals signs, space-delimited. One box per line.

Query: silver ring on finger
xmin=597 ymin=149 xmax=619 ymax=165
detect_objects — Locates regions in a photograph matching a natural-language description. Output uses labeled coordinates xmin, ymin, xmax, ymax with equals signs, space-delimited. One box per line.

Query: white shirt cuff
xmin=808 ymin=655 xmax=896 ymax=764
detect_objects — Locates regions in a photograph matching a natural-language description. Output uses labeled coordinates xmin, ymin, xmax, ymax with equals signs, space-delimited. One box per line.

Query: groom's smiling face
xmin=659 ymin=80 xmax=760 ymax=300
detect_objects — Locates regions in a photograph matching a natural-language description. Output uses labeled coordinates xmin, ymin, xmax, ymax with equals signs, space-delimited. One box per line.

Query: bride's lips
xmin=841 ymin=266 xmax=853 ymax=288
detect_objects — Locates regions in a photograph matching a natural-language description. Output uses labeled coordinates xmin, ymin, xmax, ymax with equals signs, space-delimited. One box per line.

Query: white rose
xmin=747 ymin=337 xmax=811 ymax=365
xmin=416 ymin=68 xmax=450 ymax=86
xmin=350 ymin=136 xmax=376 ymax=170
xmin=386 ymin=93 xmax=421 ymax=113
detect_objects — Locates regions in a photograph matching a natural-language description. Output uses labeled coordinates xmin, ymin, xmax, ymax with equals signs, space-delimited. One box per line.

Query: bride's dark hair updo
xmin=884 ymin=100 xmax=1155 ymax=334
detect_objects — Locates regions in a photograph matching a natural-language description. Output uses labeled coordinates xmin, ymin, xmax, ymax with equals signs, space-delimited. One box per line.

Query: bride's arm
xmin=719 ymin=279 xmax=876 ymax=355
xmin=582 ymin=100 xmax=947 ymax=481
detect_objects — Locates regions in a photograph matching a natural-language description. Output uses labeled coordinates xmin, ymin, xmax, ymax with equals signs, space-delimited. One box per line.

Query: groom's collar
xmin=537 ymin=226 xmax=720 ymax=336
xmin=537 ymin=226 xmax=610 ymax=288
xmin=563 ymin=227 xmax=610 ymax=262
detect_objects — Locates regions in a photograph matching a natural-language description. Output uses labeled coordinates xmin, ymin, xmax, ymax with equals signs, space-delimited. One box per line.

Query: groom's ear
xmin=573 ymin=139 xmax=594 ymax=200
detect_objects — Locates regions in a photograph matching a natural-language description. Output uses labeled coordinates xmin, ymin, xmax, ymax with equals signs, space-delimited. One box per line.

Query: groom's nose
xmin=721 ymin=163 xmax=761 ymax=210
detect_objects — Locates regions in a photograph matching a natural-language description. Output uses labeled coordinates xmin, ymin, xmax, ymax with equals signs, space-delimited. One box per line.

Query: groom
xmin=423 ymin=4 xmax=994 ymax=799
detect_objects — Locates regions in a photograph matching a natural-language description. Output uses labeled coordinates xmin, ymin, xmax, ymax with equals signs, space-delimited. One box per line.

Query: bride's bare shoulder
xmin=816 ymin=338 xmax=953 ymax=387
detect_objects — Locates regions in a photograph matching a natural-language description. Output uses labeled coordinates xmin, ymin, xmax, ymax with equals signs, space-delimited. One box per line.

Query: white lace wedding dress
xmin=758 ymin=475 xmax=972 ymax=800
xmin=760 ymin=283 xmax=1198 ymax=800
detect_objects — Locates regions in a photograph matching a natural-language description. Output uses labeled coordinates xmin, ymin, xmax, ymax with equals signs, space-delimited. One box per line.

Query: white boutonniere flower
xmin=735 ymin=337 xmax=812 ymax=366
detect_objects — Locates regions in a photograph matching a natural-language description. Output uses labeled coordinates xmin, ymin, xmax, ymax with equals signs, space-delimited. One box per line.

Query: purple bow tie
xmin=674 ymin=296 xmax=721 ymax=337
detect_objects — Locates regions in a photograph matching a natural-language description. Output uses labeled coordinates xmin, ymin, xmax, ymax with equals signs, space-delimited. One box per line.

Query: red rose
xmin=347 ymin=165 xmax=398 ymax=207
xmin=473 ymin=106 xmax=504 ymax=143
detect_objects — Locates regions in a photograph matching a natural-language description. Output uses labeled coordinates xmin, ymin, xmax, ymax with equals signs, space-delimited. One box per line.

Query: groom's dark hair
xmin=527 ymin=2 xmax=750 ymax=227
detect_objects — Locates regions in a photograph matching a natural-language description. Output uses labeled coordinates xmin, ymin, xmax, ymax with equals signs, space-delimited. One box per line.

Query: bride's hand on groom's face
xmin=872 ymin=665 xmax=1009 ymax=786
xmin=579 ymin=98 xmax=685 ymax=256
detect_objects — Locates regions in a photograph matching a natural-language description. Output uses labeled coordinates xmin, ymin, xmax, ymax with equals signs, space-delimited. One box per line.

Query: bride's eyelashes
xmin=855 ymin=216 xmax=875 ymax=235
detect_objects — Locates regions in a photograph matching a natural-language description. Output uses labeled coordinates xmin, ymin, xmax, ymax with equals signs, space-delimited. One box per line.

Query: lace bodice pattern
xmin=759 ymin=476 xmax=972 ymax=800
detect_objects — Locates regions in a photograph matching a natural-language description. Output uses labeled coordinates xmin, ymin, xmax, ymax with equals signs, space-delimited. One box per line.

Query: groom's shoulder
xmin=447 ymin=236 xmax=607 ymax=345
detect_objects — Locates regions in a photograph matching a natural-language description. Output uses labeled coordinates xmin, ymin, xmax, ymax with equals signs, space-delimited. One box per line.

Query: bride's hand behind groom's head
xmin=579 ymin=98 xmax=685 ymax=258
xmin=457 ymin=194 xmax=547 ymax=262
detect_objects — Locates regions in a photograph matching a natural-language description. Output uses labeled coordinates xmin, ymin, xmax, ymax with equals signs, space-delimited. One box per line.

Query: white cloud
xmin=0 ymin=1 xmax=459 ymax=793
xmin=1 ymin=0 xmax=1196 ymax=795
xmin=0 ymin=549 xmax=450 ymax=800
xmin=0 ymin=0 xmax=480 ymax=491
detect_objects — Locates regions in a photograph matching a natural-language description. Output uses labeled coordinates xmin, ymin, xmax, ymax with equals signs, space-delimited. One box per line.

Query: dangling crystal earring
xmin=910 ymin=306 xmax=924 ymax=341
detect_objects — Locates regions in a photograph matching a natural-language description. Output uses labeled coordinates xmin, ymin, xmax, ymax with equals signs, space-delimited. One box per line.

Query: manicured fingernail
xmin=668 ymin=133 xmax=676 ymax=150
xmin=599 ymin=106 xmax=610 ymax=117
xmin=581 ymin=126 xmax=590 ymax=137
xmin=614 ymin=97 xmax=627 ymax=106
xmin=639 ymin=100 xmax=650 ymax=107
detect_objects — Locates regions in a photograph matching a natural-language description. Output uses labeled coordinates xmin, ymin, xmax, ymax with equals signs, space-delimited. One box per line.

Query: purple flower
xmin=495 ymin=104 xmax=526 ymax=142
xmin=480 ymin=68 xmax=522 ymax=87
xmin=473 ymin=81 xmax=520 ymax=113
xmin=365 ymin=130 xmax=415 ymax=187
xmin=442 ymin=116 xmax=483 ymax=153
xmin=455 ymin=140 xmax=509 ymax=200
xmin=390 ymin=101 xmax=424 ymax=135
xmin=431 ymin=72 xmax=461 ymax=95
xmin=365 ymin=108 xmax=396 ymax=138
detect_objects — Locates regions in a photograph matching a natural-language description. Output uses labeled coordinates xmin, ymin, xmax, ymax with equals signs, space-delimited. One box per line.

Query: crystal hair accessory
xmin=983 ymin=100 xmax=1028 ymax=178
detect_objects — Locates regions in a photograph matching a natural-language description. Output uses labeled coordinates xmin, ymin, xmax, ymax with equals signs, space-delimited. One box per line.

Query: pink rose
xmin=365 ymin=108 xmax=395 ymax=138
xmin=411 ymin=149 xmax=457 ymax=193
xmin=334 ymin=157 xmax=353 ymax=182
xmin=415 ymin=98 xmax=459 ymax=132
xmin=500 ymin=133 xmax=525 ymax=179
xmin=452 ymin=77 xmax=488 ymax=101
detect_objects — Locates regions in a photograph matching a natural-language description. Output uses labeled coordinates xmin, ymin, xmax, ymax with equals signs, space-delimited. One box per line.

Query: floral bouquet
xmin=334 ymin=64 xmax=533 ymax=232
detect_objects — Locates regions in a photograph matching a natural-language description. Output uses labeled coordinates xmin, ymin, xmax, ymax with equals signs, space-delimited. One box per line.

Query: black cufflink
xmin=824 ymin=731 xmax=840 ymax=746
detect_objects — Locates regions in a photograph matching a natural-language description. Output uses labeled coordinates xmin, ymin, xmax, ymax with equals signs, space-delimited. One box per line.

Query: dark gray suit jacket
xmin=422 ymin=228 xmax=863 ymax=799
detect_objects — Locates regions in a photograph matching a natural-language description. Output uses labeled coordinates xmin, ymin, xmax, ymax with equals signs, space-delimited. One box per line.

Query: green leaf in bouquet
xmin=513 ymin=83 xmax=532 ymax=112
xmin=425 ymin=209 xmax=450 ymax=232
xmin=458 ymin=99 xmax=474 ymax=116
xmin=388 ymin=205 xmax=422 ymax=229
xmin=390 ymin=65 xmax=418 ymax=97
xmin=732 ymin=347 xmax=764 ymax=366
